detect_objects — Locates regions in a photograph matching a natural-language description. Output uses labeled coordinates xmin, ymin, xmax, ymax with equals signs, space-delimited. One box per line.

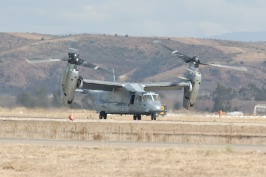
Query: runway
xmin=0 ymin=116 xmax=266 ymax=147
xmin=1 ymin=138 xmax=266 ymax=152
xmin=1 ymin=116 xmax=266 ymax=127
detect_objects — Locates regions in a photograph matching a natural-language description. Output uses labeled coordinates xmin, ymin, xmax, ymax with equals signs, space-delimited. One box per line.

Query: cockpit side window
xmin=136 ymin=95 xmax=142 ymax=102
xmin=153 ymin=94 xmax=160 ymax=101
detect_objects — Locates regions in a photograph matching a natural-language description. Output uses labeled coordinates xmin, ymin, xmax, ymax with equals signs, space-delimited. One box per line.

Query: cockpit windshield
xmin=142 ymin=92 xmax=160 ymax=102
xmin=143 ymin=94 xmax=153 ymax=102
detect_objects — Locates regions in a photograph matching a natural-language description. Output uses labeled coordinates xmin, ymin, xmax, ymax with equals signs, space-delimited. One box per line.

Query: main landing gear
xmin=99 ymin=111 xmax=107 ymax=119
xmin=133 ymin=114 xmax=157 ymax=120
xmin=133 ymin=114 xmax=141 ymax=120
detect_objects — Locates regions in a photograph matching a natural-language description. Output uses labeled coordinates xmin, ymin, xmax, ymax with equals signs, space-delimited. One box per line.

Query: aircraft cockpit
xmin=142 ymin=92 xmax=160 ymax=102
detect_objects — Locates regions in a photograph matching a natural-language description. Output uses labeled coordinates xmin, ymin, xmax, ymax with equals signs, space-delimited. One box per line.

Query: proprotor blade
xmin=77 ymin=58 xmax=113 ymax=75
xmin=155 ymin=41 xmax=193 ymax=63
xmin=156 ymin=42 xmax=176 ymax=52
xmin=69 ymin=48 xmax=78 ymax=52
xmin=178 ymin=76 xmax=190 ymax=80
xmin=203 ymin=63 xmax=248 ymax=72
xmin=25 ymin=58 xmax=64 ymax=64
xmin=156 ymin=42 xmax=248 ymax=72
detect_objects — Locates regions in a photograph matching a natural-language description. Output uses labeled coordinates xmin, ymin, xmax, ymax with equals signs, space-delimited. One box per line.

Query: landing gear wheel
xmin=133 ymin=114 xmax=141 ymax=120
xmin=151 ymin=114 xmax=156 ymax=120
xmin=99 ymin=111 xmax=107 ymax=119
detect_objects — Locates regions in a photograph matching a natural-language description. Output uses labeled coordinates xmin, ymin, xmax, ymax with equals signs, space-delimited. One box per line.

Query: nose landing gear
xmin=99 ymin=111 xmax=107 ymax=119
xmin=151 ymin=114 xmax=157 ymax=120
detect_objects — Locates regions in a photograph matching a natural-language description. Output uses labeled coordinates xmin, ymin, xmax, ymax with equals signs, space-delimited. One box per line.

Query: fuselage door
xmin=130 ymin=94 xmax=135 ymax=104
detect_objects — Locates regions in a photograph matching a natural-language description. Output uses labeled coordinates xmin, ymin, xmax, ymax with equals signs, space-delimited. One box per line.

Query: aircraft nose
xmin=150 ymin=103 xmax=162 ymax=112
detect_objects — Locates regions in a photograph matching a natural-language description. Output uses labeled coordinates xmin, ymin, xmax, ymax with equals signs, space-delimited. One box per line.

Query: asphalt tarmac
xmin=0 ymin=138 xmax=266 ymax=152
xmin=1 ymin=116 xmax=266 ymax=127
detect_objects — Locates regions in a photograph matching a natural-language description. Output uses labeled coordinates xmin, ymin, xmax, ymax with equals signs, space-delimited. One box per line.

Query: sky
xmin=1 ymin=0 xmax=266 ymax=38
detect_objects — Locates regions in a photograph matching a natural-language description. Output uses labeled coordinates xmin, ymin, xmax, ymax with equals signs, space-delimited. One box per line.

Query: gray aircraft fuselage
xmin=87 ymin=90 xmax=163 ymax=115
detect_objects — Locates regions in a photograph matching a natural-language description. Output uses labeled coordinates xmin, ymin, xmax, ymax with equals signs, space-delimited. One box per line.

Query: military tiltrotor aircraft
xmin=26 ymin=44 xmax=247 ymax=120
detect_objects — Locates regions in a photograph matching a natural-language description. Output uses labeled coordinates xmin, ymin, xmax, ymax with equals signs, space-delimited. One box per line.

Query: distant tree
xmin=173 ymin=102 xmax=181 ymax=110
xmin=70 ymin=102 xmax=82 ymax=109
xmin=254 ymin=84 xmax=266 ymax=101
xmin=238 ymin=84 xmax=259 ymax=101
xmin=254 ymin=93 xmax=264 ymax=101
xmin=81 ymin=95 xmax=94 ymax=110
xmin=41 ymin=37 xmax=45 ymax=40
xmin=211 ymin=83 xmax=235 ymax=112
xmin=238 ymin=86 xmax=250 ymax=101
xmin=233 ymin=107 xmax=239 ymax=111
xmin=34 ymin=87 xmax=49 ymax=108
xmin=197 ymin=94 xmax=211 ymax=100
xmin=16 ymin=91 xmax=36 ymax=107
xmin=204 ymin=107 xmax=210 ymax=112
xmin=16 ymin=87 xmax=50 ymax=108
xmin=52 ymin=89 xmax=63 ymax=107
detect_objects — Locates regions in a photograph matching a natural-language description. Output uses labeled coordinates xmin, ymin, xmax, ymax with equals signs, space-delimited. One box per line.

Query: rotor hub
xmin=68 ymin=52 xmax=79 ymax=59
xmin=191 ymin=56 xmax=199 ymax=63
xmin=68 ymin=52 xmax=80 ymax=64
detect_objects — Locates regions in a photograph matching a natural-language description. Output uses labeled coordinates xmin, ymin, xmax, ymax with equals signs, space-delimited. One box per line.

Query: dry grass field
xmin=0 ymin=107 xmax=266 ymax=177
xmin=0 ymin=143 xmax=265 ymax=177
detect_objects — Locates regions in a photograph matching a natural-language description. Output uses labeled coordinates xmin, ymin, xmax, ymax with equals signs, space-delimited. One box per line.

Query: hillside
xmin=0 ymin=32 xmax=265 ymax=112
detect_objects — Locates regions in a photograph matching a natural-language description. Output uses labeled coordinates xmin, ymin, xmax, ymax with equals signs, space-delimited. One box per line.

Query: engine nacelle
xmin=62 ymin=66 xmax=79 ymax=106
xmin=183 ymin=70 xmax=201 ymax=110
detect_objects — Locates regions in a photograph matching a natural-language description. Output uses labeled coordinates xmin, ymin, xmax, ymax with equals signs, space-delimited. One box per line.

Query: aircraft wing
xmin=141 ymin=81 xmax=191 ymax=91
xmin=81 ymin=79 xmax=145 ymax=92
xmin=81 ymin=79 xmax=190 ymax=92
xmin=81 ymin=79 xmax=124 ymax=91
